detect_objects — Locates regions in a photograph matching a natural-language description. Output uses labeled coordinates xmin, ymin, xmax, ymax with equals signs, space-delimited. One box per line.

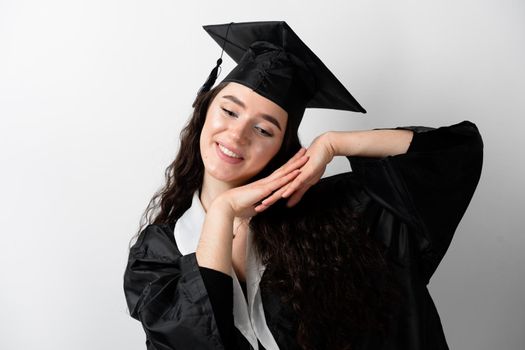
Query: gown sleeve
xmin=348 ymin=120 xmax=483 ymax=281
xmin=199 ymin=267 xmax=236 ymax=349
xmin=123 ymin=223 xmax=226 ymax=350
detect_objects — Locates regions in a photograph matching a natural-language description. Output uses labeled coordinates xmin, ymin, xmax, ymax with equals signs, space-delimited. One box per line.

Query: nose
xmin=229 ymin=119 xmax=251 ymax=145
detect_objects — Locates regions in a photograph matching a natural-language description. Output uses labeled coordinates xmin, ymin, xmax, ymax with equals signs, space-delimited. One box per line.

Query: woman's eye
xmin=221 ymin=107 xmax=237 ymax=117
xmin=254 ymin=126 xmax=273 ymax=137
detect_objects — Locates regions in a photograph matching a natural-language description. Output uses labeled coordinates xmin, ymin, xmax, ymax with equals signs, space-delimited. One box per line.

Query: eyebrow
xmin=222 ymin=95 xmax=283 ymax=131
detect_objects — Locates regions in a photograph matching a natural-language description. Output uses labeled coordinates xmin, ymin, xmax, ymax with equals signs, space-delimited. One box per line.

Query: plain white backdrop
xmin=1 ymin=0 xmax=524 ymax=349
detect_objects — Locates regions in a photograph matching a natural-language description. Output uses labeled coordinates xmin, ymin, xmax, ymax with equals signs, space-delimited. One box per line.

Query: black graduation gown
xmin=123 ymin=121 xmax=483 ymax=350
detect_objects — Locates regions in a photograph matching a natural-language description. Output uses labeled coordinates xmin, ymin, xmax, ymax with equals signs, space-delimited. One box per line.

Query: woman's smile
xmin=216 ymin=142 xmax=244 ymax=163
xmin=199 ymin=82 xmax=288 ymax=187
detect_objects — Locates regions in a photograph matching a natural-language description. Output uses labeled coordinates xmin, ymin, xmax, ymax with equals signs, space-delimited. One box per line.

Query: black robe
xmin=123 ymin=121 xmax=483 ymax=349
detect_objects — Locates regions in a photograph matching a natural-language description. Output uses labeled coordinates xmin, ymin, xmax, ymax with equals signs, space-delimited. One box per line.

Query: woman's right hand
xmin=216 ymin=148 xmax=309 ymax=218
xmin=197 ymin=149 xmax=307 ymax=273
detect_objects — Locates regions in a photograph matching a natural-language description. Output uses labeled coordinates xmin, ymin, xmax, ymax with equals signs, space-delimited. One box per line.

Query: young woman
xmin=124 ymin=22 xmax=483 ymax=350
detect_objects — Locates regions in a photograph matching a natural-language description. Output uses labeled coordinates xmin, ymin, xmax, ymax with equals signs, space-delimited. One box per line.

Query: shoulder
xmin=313 ymin=171 xmax=368 ymax=205
xmin=131 ymin=222 xmax=180 ymax=260
xmin=284 ymin=172 xmax=371 ymax=220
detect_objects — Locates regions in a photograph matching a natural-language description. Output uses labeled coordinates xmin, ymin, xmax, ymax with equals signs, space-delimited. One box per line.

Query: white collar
xmin=174 ymin=191 xmax=206 ymax=255
xmin=173 ymin=191 xmax=280 ymax=350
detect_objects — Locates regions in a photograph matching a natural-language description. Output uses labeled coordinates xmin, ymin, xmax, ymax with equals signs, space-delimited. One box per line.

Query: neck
xmin=200 ymin=173 xmax=238 ymax=212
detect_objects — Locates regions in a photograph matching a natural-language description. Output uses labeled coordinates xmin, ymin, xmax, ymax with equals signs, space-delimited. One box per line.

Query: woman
xmin=124 ymin=21 xmax=483 ymax=350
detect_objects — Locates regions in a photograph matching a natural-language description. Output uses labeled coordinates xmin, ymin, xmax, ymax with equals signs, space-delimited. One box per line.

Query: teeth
xmin=218 ymin=144 xmax=242 ymax=159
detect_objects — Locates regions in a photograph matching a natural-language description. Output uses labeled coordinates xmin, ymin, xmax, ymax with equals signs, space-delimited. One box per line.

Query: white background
xmin=1 ymin=0 xmax=524 ymax=349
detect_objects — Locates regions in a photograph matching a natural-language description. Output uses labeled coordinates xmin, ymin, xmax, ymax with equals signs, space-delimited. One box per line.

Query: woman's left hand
xmin=261 ymin=132 xmax=335 ymax=208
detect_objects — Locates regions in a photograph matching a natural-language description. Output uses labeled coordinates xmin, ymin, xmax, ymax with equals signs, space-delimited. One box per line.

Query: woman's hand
xmin=216 ymin=148 xmax=309 ymax=218
xmin=272 ymin=129 xmax=413 ymax=207
xmin=198 ymin=148 xmax=308 ymax=274
xmin=261 ymin=133 xmax=335 ymax=208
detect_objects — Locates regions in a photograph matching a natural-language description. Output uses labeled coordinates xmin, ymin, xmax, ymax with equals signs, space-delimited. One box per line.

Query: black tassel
xmin=195 ymin=22 xmax=233 ymax=101
xmin=197 ymin=58 xmax=223 ymax=95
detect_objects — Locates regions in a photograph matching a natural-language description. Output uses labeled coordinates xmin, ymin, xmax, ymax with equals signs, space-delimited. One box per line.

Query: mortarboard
xmin=199 ymin=21 xmax=366 ymax=125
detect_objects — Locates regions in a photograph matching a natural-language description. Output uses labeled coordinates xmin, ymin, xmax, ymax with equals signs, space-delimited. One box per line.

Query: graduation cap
xmin=199 ymin=21 xmax=366 ymax=125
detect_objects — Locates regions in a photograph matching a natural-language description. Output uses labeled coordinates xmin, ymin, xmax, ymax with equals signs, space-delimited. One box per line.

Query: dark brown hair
xmin=136 ymin=83 xmax=396 ymax=349
xmin=251 ymin=175 xmax=399 ymax=350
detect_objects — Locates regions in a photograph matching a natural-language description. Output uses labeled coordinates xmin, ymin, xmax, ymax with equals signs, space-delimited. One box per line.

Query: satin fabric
xmin=204 ymin=21 xmax=367 ymax=115
xmin=123 ymin=121 xmax=483 ymax=350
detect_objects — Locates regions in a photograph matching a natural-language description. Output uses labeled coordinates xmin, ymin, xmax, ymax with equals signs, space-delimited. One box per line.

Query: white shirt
xmin=174 ymin=191 xmax=280 ymax=350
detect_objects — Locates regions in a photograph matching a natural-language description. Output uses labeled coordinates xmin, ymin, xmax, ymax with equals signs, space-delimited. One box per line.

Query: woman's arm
xmin=124 ymin=225 xmax=226 ymax=349
xmin=195 ymin=197 xmax=236 ymax=275
xmin=347 ymin=121 xmax=483 ymax=280
xmin=196 ymin=149 xmax=309 ymax=274
xmin=326 ymin=129 xmax=413 ymax=158
xmin=278 ymin=129 xmax=414 ymax=207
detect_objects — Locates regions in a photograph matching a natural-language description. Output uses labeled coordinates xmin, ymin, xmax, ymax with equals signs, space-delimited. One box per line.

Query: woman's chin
xmin=203 ymin=159 xmax=264 ymax=187
xmin=206 ymin=170 xmax=249 ymax=187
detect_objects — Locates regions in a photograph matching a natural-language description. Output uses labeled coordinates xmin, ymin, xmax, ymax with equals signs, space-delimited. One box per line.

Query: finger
xmin=281 ymin=170 xmax=308 ymax=198
xmin=257 ymin=170 xmax=308 ymax=211
xmin=286 ymin=185 xmax=310 ymax=207
xmin=260 ymin=183 xmax=290 ymax=207
xmin=259 ymin=167 xmax=305 ymax=208
xmin=255 ymin=181 xmax=293 ymax=211
xmin=281 ymin=163 xmax=326 ymax=198
xmin=258 ymin=158 xmax=303 ymax=185
xmin=281 ymin=179 xmax=298 ymax=198
xmin=279 ymin=154 xmax=308 ymax=176
xmin=254 ymin=203 xmax=270 ymax=212
xmin=251 ymin=158 xmax=304 ymax=188
xmin=269 ymin=148 xmax=309 ymax=180
xmin=268 ymin=168 xmax=301 ymax=193
xmin=260 ymin=169 xmax=301 ymax=205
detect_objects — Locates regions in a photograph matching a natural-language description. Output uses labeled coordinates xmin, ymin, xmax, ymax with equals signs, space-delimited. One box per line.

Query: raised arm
xmin=277 ymin=128 xmax=413 ymax=207
xmin=275 ymin=121 xmax=482 ymax=280
xmin=326 ymin=129 xmax=413 ymax=158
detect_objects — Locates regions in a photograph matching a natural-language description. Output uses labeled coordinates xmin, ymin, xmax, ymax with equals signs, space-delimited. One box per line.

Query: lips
xmin=215 ymin=142 xmax=244 ymax=164
xmin=218 ymin=143 xmax=242 ymax=158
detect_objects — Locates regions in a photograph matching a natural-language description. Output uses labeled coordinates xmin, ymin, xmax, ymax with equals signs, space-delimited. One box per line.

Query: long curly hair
xmin=137 ymin=82 xmax=302 ymax=235
xmin=251 ymin=175 xmax=399 ymax=350
xmin=137 ymin=82 xmax=397 ymax=349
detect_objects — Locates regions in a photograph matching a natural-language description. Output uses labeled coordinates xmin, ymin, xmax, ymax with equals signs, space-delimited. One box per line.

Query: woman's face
xmin=200 ymin=82 xmax=288 ymax=188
